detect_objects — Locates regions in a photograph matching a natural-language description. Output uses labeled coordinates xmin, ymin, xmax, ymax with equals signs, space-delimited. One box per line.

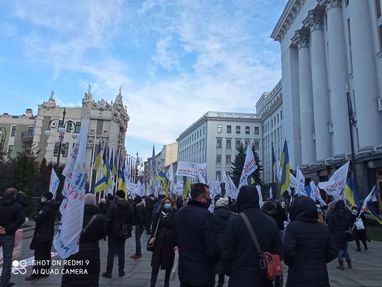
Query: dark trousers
xmin=146 ymin=209 xmax=153 ymax=233
xmin=150 ymin=265 xmax=171 ymax=287
xmin=337 ymin=244 xmax=351 ymax=265
xmin=106 ymin=237 xmax=126 ymax=274
xmin=135 ymin=225 xmax=144 ymax=256
xmin=31 ymin=249 xmax=51 ymax=276
xmin=0 ymin=235 xmax=15 ymax=287
xmin=180 ymin=283 xmax=210 ymax=287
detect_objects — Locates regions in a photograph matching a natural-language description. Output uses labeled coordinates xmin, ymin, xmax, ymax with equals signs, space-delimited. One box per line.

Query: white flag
xmin=238 ymin=144 xmax=257 ymax=190
xmin=318 ymin=161 xmax=349 ymax=199
xmin=223 ymin=172 xmax=238 ymax=199
xmin=269 ymin=186 xmax=273 ymax=200
xmin=310 ymin=181 xmax=327 ymax=206
xmin=359 ymin=186 xmax=377 ymax=216
xmin=166 ymin=164 xmax=174 ymax=183
xmin=49 ymin=168 xmax=60 ymax=199
xmin=54 ymin=117 xmax=89 ymax=259
xmin=295 ymin=167 xmax=305 ymax=196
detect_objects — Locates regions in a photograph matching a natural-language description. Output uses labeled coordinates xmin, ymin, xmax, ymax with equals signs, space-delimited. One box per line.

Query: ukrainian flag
xmin=118 ymin=159 xmax=127 ymax=194
xmin=94 ymin=146 xmax=110 ymax=193
xmin=344 ymin=177 xmax=360 ymax=208
xmin=182 ymin=179 xmax=191 ymax=198
xmin=94 ymin=142 xmax=102 ymax=171
xmin=280 ymin=140 xmax=290 ymax=194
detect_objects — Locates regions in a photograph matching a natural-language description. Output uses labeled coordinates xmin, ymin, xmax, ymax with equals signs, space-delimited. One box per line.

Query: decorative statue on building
xmin=82 ymin=84 xmax=93 ymax=108
xmin=42 ymin=91 xmax=57 ymax=109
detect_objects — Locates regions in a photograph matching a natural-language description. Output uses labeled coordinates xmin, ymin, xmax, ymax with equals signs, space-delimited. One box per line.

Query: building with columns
xmin=256 ymin=80 xmax=284 ymax=184
xmin=271 ymin=0 xmax=382 ymax=195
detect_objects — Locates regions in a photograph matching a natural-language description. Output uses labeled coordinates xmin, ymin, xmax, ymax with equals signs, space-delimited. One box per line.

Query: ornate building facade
xmin=271 ymin=0 xmax=382 ymax=196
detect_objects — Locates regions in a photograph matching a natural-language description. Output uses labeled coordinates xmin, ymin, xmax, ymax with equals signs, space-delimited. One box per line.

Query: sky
xmin=0 ymin=0 xmax=287 ymax=161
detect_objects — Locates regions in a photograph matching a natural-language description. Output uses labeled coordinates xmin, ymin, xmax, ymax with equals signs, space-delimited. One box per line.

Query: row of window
xmin=263 ymin=111 xmax=282 ymax=132
xmin=217 ymin=124 xmax=260 ymax=135
xmin=180 ymin=126 xmax=206 ymax=149
xmin=217 ymin=138 xmax=260 ymax=150
xmin=216 ymin=154 xmax=232 ymax=164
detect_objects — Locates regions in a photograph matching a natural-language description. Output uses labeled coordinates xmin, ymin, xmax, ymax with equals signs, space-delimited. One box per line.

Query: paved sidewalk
xmin=4 ymin=225 xmax=382 ymax=287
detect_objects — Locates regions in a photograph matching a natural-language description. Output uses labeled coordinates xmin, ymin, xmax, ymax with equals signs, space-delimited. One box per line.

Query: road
xmin=3 ymin=222 xmax=382 ymax=287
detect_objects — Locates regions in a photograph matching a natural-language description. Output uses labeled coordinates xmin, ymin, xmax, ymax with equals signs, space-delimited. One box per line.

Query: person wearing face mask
xmin=26 ymin=191 xmax=59 ymax=281
xmin=149 ymin=197 xmax=177 ymax=287
xmin=175 ymin=183 xmax=219 ymax=287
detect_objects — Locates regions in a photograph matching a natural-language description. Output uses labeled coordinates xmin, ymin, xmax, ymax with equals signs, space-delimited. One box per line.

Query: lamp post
xmin=44 ymin=108 xmax=76 ymax=168
xmin=0 ymin=127 xmax=6 ymax=153
xmin=346 ymin=89 xmax=358 ymax=189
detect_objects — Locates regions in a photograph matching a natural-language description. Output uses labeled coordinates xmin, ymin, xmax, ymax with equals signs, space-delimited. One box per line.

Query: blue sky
xmin=0 ymin=0 xmax=287 ymax=160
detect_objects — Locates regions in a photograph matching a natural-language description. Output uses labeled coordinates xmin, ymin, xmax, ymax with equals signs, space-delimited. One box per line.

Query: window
xmin=379 ymin=25 xmax=382 ymax=51
xmin=7 ymin=145 xmax=13 ymax=158
xmin=27 ymin=126 xmax=34 ymax=136
xmin=11 ymin=125 xmax=16 ymax=137
xmin=54 ymin=142 xmax=60 ymax=157
xmin=216 ymin=138 xmax=222 ymax=148
xmin=62 ymin=143 xmax=69 ymax=158
xmin=277 ymin=114 xmax=279 ymax=123
xmin=226 ymin=138 xmax=231 ymax=149
xmin=236 ymin=139 xmax=241 ymax=148
xmin=245 ymin=126 xmax=250 ymax=135
xmin=227 ymin=125 xmax=231 ymax=134
xmin=75 ymin=122 xmax=81 ymax=133
xmin=347 ymin=19 xmax=353 ymax=73
xmin=217 ymin=125 xmax=222 ymax=133
xmin=255 ymin=127 xmax=259 ymax=135
xmin=216 ymin=154 xmax=221 ymax=164
xmin=58 ymin=120 xmax=64 ymax=128
xmin=236 ymin=126 xmax=241 ymax=134
xmin=216 ymin=171 xmax=221 ymax=181
xmin=280 ymin=111 xmax=282 ymax=119
xmin=254 ymin=140 xmax=259 ymax=150
xmin=226 ymin=155 xmax=231 ymax=164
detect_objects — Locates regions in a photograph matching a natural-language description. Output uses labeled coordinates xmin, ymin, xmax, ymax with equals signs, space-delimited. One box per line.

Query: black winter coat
xmin=134 ymin=203 xmax=147 ymax=226
xmin=283 ymin=196 xmax=337 ymax=287
xmin=327 ymin=207 xmax=352 ymax=250
xmin=175 ymin=200 xmax=219 ymax=286
xmin=106 ymin=198 xmax=133 ymax=239
xmin=0 ymin=196 xmax=25 ymax=236
xmin=222 ymin=186 xmax=282 ymax=287
xmin=61 ymin=204 xmax=106 ymax=287
xmin=30 ymin=200 xmax=59 ymax=250
xmin=213 ymin=206 xmax=232 ymax=275
xmin=151 ymin=207 xmax=176 ymax=270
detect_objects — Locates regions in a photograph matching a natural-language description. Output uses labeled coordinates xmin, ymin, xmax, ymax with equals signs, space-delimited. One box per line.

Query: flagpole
xmin=346 ymin=89 xmax=358 ymax=191
xmin=88 ymin=133 xmax=97 ymax=193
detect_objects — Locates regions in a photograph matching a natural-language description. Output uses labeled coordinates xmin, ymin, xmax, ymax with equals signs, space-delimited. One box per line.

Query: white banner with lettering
xmin=176 ymin=161 xmax=207 ymax=178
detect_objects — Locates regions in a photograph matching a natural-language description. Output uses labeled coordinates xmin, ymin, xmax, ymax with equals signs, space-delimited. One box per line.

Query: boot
xmin=347 ymin=260 xmax=352 ymax=269
xmin=364 ymin=242 xmax=368 ymax=251
xmin=336 ymin=262 xmax=345 ymax=271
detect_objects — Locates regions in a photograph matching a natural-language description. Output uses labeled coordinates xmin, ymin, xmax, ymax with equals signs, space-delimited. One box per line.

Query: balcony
xmin=22 ymin=131 xmax=34 ymax=143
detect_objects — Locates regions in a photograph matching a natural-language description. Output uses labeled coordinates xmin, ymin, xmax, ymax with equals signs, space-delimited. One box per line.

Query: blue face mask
xmin=164 ymin=203 xmax=171 ymax=209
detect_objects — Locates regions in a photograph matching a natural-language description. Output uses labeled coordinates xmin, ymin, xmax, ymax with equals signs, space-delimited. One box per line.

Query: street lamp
xmin=44 ymin=108 xmax=76 ymax=167
xmin=0 ymin=127 xmax=6 ymax=153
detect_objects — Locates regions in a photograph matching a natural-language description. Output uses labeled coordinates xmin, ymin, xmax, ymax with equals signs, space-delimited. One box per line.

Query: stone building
xmin=271 ymin=0 xmax=382 ymax=196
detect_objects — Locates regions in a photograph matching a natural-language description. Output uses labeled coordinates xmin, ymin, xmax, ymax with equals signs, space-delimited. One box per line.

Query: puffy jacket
xmin=105 ymin=199 xmax=134 ymax=239
xmin=283 ymin=196 xmax=337 ymax=287
xmin=0 ymin=195 xmax=25 ymax=235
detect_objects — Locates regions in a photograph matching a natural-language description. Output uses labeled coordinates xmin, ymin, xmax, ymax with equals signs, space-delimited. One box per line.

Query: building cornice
xmin=271 ymin=0 xmax=306 ymax=42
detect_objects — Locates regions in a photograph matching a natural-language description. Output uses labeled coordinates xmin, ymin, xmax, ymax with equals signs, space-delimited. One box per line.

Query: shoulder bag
xmin=147 ymin=217 xmax=160 ymax=252
xmin=240 ymin=212 xmax=282 ymax=282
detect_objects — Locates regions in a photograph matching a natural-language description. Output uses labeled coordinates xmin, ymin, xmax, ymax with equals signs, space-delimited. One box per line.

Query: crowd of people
xmin=0 ymin=183 xmax=370 ymax=287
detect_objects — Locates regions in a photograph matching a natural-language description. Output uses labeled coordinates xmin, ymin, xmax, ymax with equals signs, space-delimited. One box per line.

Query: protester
xmin=351 ymin=207 xmax=368 ymax=251
xmin=131 ymin=195 xmax=147 ymax=259
xmin=283 ymin=196 xmax=337 ymax=287
xmin=145 ymin=194 xmax=155 ymax=234
xmin=61 ymin=193 xmax=106 ymax=287
xmin=175 ymin=183 xmax=219 ymax=287
xmin=149 ymin=196 xmax=177 ymax=287
xmin=222 ymin=185 xmax=282 ymax=287
xmin=213 ymin=197 xmax=232 ymax=287
xmin=327 ymin=200 xmax=352 ymax=270
xmin=0 ymin=187 xmax=25 ymax=287
xmin=261 ymin=199 xmax=288 ymax=239
xmin=98 ymin=198 xmax=108 ymax=215
xmin=103 ymin=190 xmax=134 ymax=278
xmin=26 ymin=192 xmax=59 ymax=280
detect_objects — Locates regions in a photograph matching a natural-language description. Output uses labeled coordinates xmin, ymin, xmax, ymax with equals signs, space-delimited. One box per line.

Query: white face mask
xmin=164 ymin=203 xmax=171 ymax=209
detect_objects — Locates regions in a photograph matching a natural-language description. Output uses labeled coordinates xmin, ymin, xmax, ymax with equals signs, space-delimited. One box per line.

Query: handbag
xmin=240 ymin=212 xmax=282 ymax=282
xmin=147 ymin=217 xmax=160 ymax=252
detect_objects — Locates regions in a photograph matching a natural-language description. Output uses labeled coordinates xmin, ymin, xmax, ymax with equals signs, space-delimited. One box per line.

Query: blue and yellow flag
xmin=344 ymin=177 xmax=360 ymax=208
xmin=280 ymin=140 xmax=290 ymax=194
xmin=118 ymin=159 xmax=127 ymax=194
xmin=94 ymin=142 xmax=102 ymax=171
xmin=94 ymin=145 xmax=110 ymax=193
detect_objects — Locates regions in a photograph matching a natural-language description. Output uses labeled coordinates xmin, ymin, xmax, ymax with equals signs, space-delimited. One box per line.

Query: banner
xmin=176 ymin=161 xmax=207 ymax=178
xmin=238 ymin=144 xmax=257 ymax=190
xmin=318 ymin=161 xmax=349 ymax=199
xmin=53 ymin=117 xmax=89 ymax=259
xmin=223 ymin=172 xmax=238 ymax=199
